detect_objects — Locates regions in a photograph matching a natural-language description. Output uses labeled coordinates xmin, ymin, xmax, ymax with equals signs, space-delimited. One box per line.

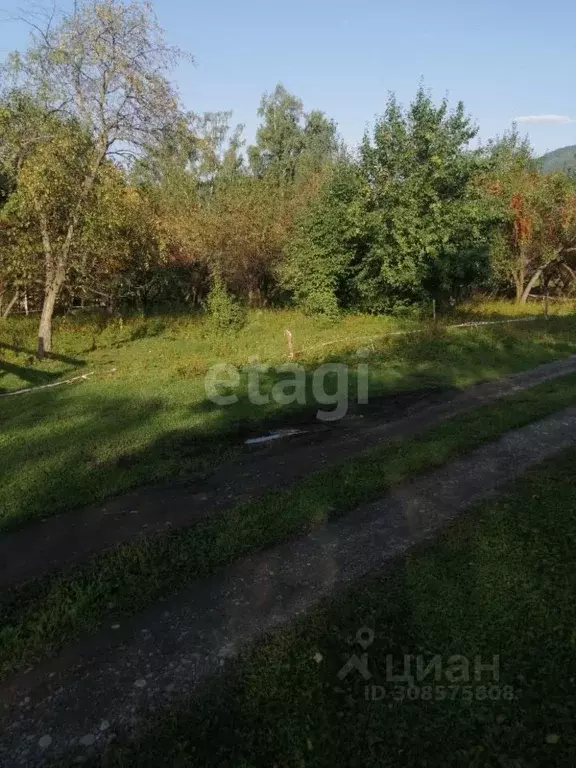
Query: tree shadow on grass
xmin=0 ymin=341 xmax=86 ymax=394
xmin=0 ymin=341 xmax=85 ymax=367
xmin=100 ymin=450 xmax=576 ymax=767
xmin=3 ymin=322 xmax=576 ymax=531
xmin=0 ymin=360 xmax=62 ymax=393
xmin=0 ymin=390 xmax=166 ymax=529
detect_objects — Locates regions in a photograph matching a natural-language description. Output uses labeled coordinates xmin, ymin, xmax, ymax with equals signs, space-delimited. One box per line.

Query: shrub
xmin=205 ymin=271 xmax=246 ymax=332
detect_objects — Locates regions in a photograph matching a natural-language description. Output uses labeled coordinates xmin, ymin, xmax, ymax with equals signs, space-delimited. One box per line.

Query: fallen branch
xmin=0 ymin=371 xmax=96 ymax=398
xmin=528 ymin=293 xmax=575 ymax=302
xmin=294 ymin=316 xmax=542 ymax=357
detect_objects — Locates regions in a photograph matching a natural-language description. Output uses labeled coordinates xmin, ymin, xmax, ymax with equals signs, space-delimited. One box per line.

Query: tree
xmin=2 ymin=0 xmax=188 ymax=355
xmin=160 ymin=174 xmax=295 ymax=306
xmin=248 ymin=84 xmax=305 ymax=183
xmin=135 ymin=111 xmax=245 ymax=197
xmin=0 ymin=94 xmax=62 ymax=318
xmin=283 ymin=87 xmax=492 ymax=314
xmin=135 ymin=100 xmax=330 ymax=307
xmin=281 ymin=159 xmax=365 ymax=315
xmin=298 ymin=110 xmax=338 ymax=179
xmin=248 ymin=84 xmax=338 ymax=185
xmin=134 ymin=112 xmax=253 ymax=304
xmin=486 ymin=166 xmax=576 ymax=302
xmin=478 ymin=129 xmax=576 ymax=301
xmin=358 ymin=88 xmax=489 ymax=308
xmin=69 ymin=164 xmax=160 ymax=311
xmin=0 ymin=105 xmax=161 ymax=316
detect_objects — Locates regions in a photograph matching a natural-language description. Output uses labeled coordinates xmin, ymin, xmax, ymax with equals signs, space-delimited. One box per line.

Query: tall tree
xmin=0 ymin=94 xmax=60 ymax=318
xmin=248 ymin=84 xmax=337 ymax=184
xmin=248 ymin=84 xmax=305 ymax=183
xmin=283 ymin=87 xmax=491 ymax=314
xmin=281 ymin=158 xmax=365 ymax=315
xmin=298 ymin=109 xmax=338 ymax=178
xmin=358 ymin=87 xmax=488 ymax=308
xmin=2 ymin=0 xmax=188 ymax=355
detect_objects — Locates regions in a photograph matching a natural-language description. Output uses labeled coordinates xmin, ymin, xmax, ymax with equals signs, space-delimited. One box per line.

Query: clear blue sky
xmin=1 ymin=0 xmax=575 ymax=155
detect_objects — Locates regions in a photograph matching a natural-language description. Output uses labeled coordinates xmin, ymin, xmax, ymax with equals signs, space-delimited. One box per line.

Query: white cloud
xmin=514 ymin=114 xmax=575 ymax=125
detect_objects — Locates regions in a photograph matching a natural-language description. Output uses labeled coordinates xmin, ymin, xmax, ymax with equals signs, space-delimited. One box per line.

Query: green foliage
xmin=281 ymin=160 xmax=364 ymax=315
xmin=133 ymin=111 xmax=245 ymax=198
xmin=3 ymin=0 xmax=187 ymax=151
xmin=248 ymin=83 xmax=338 ymax=184
xmin=483 ymin=127 xmax=535 ymax=174
xmin=284 ymin=87 xmax=493 ymax=314
xmin=359 ymin=88 xmax=491 ymax=307
xmin=248 ymin=84 xmax=305 ymax=182
xmin=0 ymin=0 xmax=188 ymax=351
xmin=0 ymin=98 xmax=161 ymax=312
xmin=2 ymin=18 xmax=576 ymax=334
xmin=481 ymin=134 xmax=576 ymax=301
xmin=14 ymin=120 xmax=97 ymax=232
xmin=205 ymin=271 xmax=246 ymax=331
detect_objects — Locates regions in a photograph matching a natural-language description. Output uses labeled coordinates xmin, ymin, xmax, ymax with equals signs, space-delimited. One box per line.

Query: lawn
xmin=2 ymin=371 xmax=576 ymax=682
xmin=1 ymin=302 xmax=576 ymax=530
xmin=102 ymin=443 xmax=576 ymax=768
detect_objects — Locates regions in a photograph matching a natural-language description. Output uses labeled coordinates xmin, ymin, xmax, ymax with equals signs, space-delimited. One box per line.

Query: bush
xmin=205 ymin=271 xmax=246 ymax=332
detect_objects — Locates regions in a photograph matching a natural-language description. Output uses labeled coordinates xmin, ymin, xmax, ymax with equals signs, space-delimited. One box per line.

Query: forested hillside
xmin=540 ymin=145 xmax=576 ymax=174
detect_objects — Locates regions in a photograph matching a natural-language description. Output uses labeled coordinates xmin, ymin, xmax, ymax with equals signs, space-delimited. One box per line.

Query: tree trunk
xmin=512 ymin=269 xmax=524 ymax=303
xmin=520 ymin=266 xmax=548 ymax=304
xmin=37 ymin=211 xmax=67 ymax=358
xmin=37 ymin=279 xmax=62 ymax=357
xmin=35 ymin=144 xmax=110 ymax=358
xmin=1 ymin=291 xmax=19 ymax=319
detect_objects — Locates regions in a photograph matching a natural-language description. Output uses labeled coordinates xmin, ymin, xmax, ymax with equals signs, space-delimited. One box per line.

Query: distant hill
xmin=539 ymin=145 xmax=576 ymax=175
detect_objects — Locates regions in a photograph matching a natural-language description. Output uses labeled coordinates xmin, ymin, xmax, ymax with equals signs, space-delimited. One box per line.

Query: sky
xmin=0 ymin=0 xmax=575 ymax=156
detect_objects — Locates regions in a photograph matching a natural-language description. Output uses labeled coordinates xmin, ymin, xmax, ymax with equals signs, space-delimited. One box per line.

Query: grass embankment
xmin=1 ymin=302 xmax=575 ymax=530
xmin=103 ymin=444 xmax=576 ymax=768
xmin=2 ymin=372 xmax=576 ymax=682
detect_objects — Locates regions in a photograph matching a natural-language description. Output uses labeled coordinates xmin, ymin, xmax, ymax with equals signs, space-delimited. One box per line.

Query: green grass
xmin=101 ymin=444 xmax=576 ymax=768
xmin=2 ymin=372 xmax=576 ymax=682
xmin=1 ymin=304 xmax=576 ymax=530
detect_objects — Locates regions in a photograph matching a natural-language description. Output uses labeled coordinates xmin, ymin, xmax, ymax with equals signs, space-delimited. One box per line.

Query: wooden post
xmin=432 ymin=299 xmax=436 ymax=323
xmin=284 ymin=329 xmax=294 ymax=360
xmin=544 ymin=288 xmax=549 ymax=320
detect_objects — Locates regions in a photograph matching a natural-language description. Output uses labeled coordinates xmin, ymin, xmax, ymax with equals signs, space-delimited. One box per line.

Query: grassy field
xmin=1 ymin=301 xmax=576 ymax=530
xmin=2 ymin=371 xmax=576 ymax=682
xmin=2 ymin=302 xmax=576 ymax=766
xmin=102 ymin=444 xmax=576 ymax=768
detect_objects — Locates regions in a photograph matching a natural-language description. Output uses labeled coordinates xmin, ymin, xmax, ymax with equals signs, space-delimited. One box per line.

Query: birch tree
xmin=2 ymin=0 xmax=189 ymax=355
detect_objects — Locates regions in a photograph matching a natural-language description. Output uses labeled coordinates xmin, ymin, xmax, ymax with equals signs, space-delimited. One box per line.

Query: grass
xmin=101 ymin=443 xmax=576 ymax=768
xmin=1 ymin=302 xmax=576 ymax=530
xmin=2 ymin=371 xmax=576 ymax=682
